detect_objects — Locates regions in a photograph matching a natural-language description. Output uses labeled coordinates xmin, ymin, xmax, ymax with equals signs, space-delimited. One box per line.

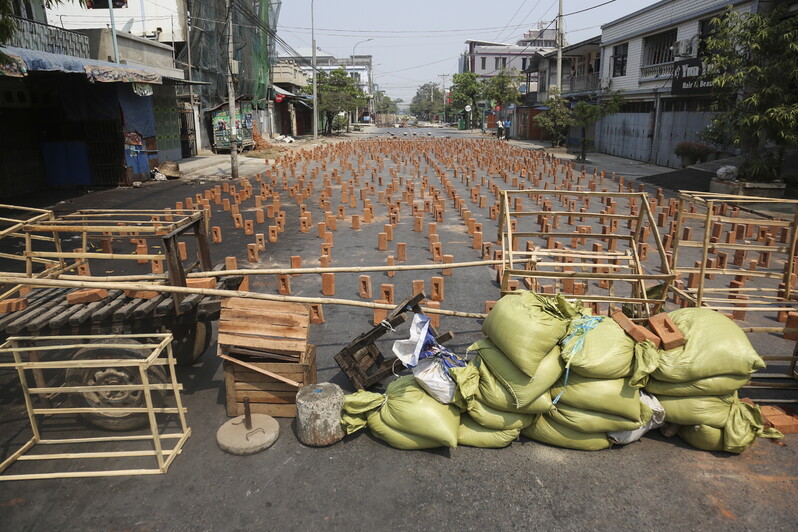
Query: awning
xmin=0 ymin=46 xmax=162 ymax=84
xmin=163 ymin=76 xmax=211 ymax=86
xmin=273 ymin=85 xmax=296 ymax=97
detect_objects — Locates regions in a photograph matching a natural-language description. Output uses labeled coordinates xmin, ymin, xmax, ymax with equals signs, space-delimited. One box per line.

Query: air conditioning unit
xmin=673 ymin=39 xmax=694 ymax=58
xmin=599 ymin=77 xmax=611 ymax=90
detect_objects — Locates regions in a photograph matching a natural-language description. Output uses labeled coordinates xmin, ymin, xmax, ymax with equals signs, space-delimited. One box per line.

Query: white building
xmin=595 ymin=0 xmax=756 ymax=167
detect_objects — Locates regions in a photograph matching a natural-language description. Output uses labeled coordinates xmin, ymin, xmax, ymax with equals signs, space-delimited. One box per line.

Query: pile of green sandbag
xmin=339 ymin=291 xmax=780 ymax=453
xmin=642 ymin=308 xmax=778 ymax=453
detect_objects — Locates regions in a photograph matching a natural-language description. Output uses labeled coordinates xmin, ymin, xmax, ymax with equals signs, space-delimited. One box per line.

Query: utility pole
xmin=438 ymin=74 xmax=449 ymax=123
xmin=556 ymin=0 xmax=564 ymax=91
xmin=227 ymin=0 xmax=239 ymax=179
xmin=311 ymin=0 xmax=318 ymax=140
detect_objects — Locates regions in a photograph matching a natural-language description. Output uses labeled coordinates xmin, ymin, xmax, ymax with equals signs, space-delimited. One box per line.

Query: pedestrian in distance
xmin=504 ymin=119 xmax=511 ymax=141
xmin=497 ymin=120 xmax=504 ymax=140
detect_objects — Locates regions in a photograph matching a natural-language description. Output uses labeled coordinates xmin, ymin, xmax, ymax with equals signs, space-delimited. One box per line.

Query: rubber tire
xmin=172 ymin=321 xmax=213 ymax=366
xmin=65 ymin=340 xmax=167 ymax=432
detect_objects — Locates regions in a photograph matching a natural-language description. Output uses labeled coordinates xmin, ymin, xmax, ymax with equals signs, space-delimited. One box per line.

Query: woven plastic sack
xmin=470 ymin=339 xmax=564 ymax=409
xmin=653 ymin=308 xmax=766 ymax=383
xmin=465 ymin=397 xmax=535 ymax=430
xmin=549 ymin=403 xmax=651 ymax=434
xmin=482 ymin=291 xmax=576 ymax=376
xmin=658 ymin=393 xmax=736 ymax=428
xmin=677 ymin=400 xmax=782 ymax=453
xmin=458 ymin=413 xmax=520 ymax=448
xmin=366 ymin=411 xmax=444 ymax=450
xmin=561 ymin=316 xmax=635 ymax=379
xmin=374 ymin=376 xmax=460 ymax=447
xmin=608 ymin=391 xmax=666 ymax=445
xmin=521 ymin=414 xmax=611 ymax=451
xmin=645 ymin=374 xmax=750 ymax=397
xmin=475 ymin=356 xmax=553 ymax=414
xmin=550 ymin=374 xmax=643 ymax=421
xmin=341 ymin=389 xmax=387 ymax=434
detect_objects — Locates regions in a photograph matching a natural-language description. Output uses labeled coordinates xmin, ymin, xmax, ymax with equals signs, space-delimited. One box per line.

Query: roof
xmin=0 ymin=46 xmax=163 ymax=84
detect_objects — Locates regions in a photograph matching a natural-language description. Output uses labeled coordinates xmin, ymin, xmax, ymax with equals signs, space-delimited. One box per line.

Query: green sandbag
xmin=475 ymin=356 xmax=553 ymax=414
xmin=658 ymin=393 xmax=736 ymax=428
xmin=550 ymin=374 xmax=643 ymax=421
xmin=471 ymin=338 xmax=564 ymax=408
xmin=366 ymin=411 xmax=444 ymax=450
xmin=521 ymin=414 xmax=611 ymax=451
xmin=562 ymin=317 xmax=635 ymax=379
xmin=629 ymin=340 xmax=660 ymax=388
xmin=677 ymin=401 xmax=782 ymax=453
xmin=466 ymin=397 xmax=535 ymax=430
xmin=482 ymin=291 xmax=575 ymax=376
xmin=653 ymin=308 xmax=766 ymax=383
xmin=458 ymin=413 xmax=520 ymax=448
xmin=377 ymin=376 xmax=460 ymax=448
xmin=677 ymin=424 xmax=726 ymax=452
xmin=645 ymin=374 xmax=750 ymax=397
xmin=341 ymin=389 xmax=388 ymax=434
xmin=548 ymin=404 xmax=650 ymax=434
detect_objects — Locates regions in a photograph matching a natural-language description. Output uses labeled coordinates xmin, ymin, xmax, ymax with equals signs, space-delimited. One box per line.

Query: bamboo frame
xmin=0 ymin=333 xmax=190 ymax=481
xmin=497 ymin=189 xmax=674 ymax=316
xmin=0 ymin=205 xmax=60 ymax=300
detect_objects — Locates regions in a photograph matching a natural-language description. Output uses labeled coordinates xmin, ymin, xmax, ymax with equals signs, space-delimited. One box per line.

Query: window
xmin=612 ymin=43 xmax=628 ymax=77
xmin=495 ymin=57 xmax=500 ymax=70
xmin=643 ymin=29 xmax=677 ymax=66
xmin=698 ymin=18 xmax=717 ymax=56
xmin=522 ymin=58 xmax=527 ymax=70
xmin=502 ymin=57 xmax=507 ymax=68
xmin=481 ymin=57 xmax=486 ymax=70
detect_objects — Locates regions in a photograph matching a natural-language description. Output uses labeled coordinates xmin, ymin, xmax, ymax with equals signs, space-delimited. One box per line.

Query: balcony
xmin=272 ymin=62 xmax=309 ymax=88
xmin=564 ymin=72 xmax=599 ymax=94
xmin=640 ymin=62 xmax=674 ymax=81
xmin=7 ymin=16 xmax=90 ymax=58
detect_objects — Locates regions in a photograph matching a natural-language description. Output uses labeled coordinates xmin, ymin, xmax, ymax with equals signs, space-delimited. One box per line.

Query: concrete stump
xmin=296 ymin=383 xmax=345 ymax=446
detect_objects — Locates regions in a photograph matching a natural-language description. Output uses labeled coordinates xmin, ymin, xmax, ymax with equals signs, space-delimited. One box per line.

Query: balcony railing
xmin=8 ymin=16 xmax=90 ymax=58
xmin=640 ymin=62 xmax=674 ymax=81
xmin=564 ymin=72 xmax=599 ymax=94
xmin=272 ymin=63 xmax=309 ymax=87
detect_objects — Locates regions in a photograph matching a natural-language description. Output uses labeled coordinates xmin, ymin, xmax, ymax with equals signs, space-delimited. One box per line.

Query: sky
xmin=275 ymin=0 xmax=662 ymax=102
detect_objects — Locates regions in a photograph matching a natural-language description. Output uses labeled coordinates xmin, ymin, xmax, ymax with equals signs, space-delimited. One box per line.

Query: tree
xmin=571 ymin=91 xmax=624 ymax=161
xmin=482 ymin=68 xmax=522 ymax=112
xmin=450 ymin=72 xmax=482 ymax=127
xmin=533 ymin=88 xmax=571 ymax=147
xmin=316 ymin=68 xmax=366 ymax=135
xmin=375 ymin=91 xmax=397 ymax=114
xmin=409 ymin=82 xmax=444 ymax=120
xmin=703 ymin=5 xmax=798 ymax=181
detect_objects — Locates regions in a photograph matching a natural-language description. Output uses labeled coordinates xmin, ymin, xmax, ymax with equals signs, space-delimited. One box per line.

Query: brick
xmin=66 ymin=289 xmax=108 ymax=305
xmin=186 ymin=277 xmax=217 ymax=290
xmin=762 ymin=413 xmax=798 ymax=434
xmin=387 ymin=255 xmax=395 ymax=278
xmin=244 ymin=220 xmax=254 ymax=235
xmin=442 ymin=254 xmax=453 ymax=276
xmin=425 ymin=301 xmax=441 ymax=329
xmin=380 ymin=283 xmax=395 ymax=304
xmin=151 ymin=259 xmax=164 ymax=274
xmin=359 ymin=275 xmax=372 ymax=299
xmin=224 ymin=256 xmax=238 ymax=270
xmin=611 ymin=310 xmax=662 ymax=348
xmin=278 ymin=274 xmax=291 ymax=295
xmin=310 ymin=303 xmax=325 ymax=324
xmin=473 ymin=231 xmax=483 ymax=250
xmin=322 ymin=273 xmax=335 ymax=296
xmin=431 ymin=276 xmax=444 ymax=302
xmin=647 ymin=313 xmax=685 ymax=351
xmin=290 ymin=255 xmax=302 ymax=275
xmin=485 ymin=300 xmax=497 ymax=314
xmin=124 ymin=290 xmax=160 ymax=300
xmin=412 ymin=280 xmax=425 ymax=297
xmin=212 ymin=226 xmax=222 ymax=243
xmin=784 ymin=312 xmax=798 ymax=340
xmin=136 ymin=242 xmax=148 ymax=264
xmin=396 ymin=242 xmax=407 ymax=262
xmin=378 ymin=232 xmax=388 ymax=251
xmin=373 ymin=300 xmax=389 ymax=325
xmin=351 ymin=215 xmax=361 ymax=230
xmin=256 ymin=233 xmax=266 ymax=252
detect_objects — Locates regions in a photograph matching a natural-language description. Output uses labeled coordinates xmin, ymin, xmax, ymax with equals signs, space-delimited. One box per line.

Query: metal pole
xmin=227 ymin=0 xmax=239 ymax=179
xmin=311 ymin=0 xmax=318 ymax=139
xmin=556 ymin=0 xmax=563 ymax=91
xmin=185 ymin=2 xmax=197 ymax=155
xmin=108 ymin=5 xmax=120 ymax=63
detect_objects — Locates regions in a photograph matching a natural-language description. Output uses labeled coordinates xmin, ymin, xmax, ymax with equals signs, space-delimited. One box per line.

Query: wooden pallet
xmin=217 ymin=297 xmax=315 ymax=417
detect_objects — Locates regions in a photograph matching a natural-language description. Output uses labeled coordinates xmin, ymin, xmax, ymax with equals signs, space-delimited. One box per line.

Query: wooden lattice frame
xmin=0 ymin=333 xmax=189 ymax=481
xmin=669 ymin=191 xmax=798 ymax=395
xmin=497 ymin=189 xmax=674 ymax=317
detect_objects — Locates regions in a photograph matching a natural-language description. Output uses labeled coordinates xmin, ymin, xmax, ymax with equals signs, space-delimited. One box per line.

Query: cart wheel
xmin=65 ymin=340 xmax=167 ymax=432
xmin=171 ymin=321 xmax=214 ymax=366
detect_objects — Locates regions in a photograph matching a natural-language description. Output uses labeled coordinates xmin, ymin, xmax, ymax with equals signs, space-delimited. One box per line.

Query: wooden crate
xmin=223 ymin=345 xmax=317 ymax=417
xmin=217 ymin=297 xmax=310 ymax=357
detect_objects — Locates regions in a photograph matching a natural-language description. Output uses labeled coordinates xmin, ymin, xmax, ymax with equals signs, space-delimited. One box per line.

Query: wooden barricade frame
xmin=0 ymin=204 xmax=64 ymax=300
xmin=0 ymin=333 xmax=190 ymax=481
xmin=497 ymin=189 xmax=674 ymax=317
xmin=20 ymin=209 xmax=213 ymax=310
xmin=670 ymin=191 xmax=798 ymax=396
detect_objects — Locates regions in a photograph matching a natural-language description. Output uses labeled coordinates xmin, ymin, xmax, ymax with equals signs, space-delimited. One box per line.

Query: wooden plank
xmin=218 ymin=320 xmax=308 ymax=340
xmin=235 ymin=381 xmax=300 ymax=392
xmin=234 ymin=390 xmax=297 ymax=404
xmin=221 ymin=297 xmax=308 ymax=315
xmin=223 ymin=360 xmax=237 ymax=417
xmin=218 ymin=354 xmax=301 ymax=387
xmin=218 ymin=307 xmax=309 ymax=329
xmin=231 ymin=368 xmax=309 ymax=382
xmin=217 ymin=333 xmax=306 ymax=353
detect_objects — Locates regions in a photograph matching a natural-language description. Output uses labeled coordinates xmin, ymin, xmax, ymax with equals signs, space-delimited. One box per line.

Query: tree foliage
xmin=409 ymin=82 xmax=444 ymax=120
xmin=316 ymin=68 xmax=366 ymax=135
xmin=450 ymin=71 xmax=482 ymax=125
xmin=571 ymin=91 xmax=624 ymax=160
xmin=481 ymin=68 xmax=522 ymax=110
xmin=533 ymin=88 xmax=571 ymax=147
xmin=703 ymin=4 xmax=798 ymax=181
xmin=375 ymin=91 xmax=398 ymax=114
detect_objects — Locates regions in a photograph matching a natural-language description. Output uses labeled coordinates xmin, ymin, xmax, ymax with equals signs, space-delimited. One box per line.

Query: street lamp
xmin=351 ymin=38 xmax=373 ymax=124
